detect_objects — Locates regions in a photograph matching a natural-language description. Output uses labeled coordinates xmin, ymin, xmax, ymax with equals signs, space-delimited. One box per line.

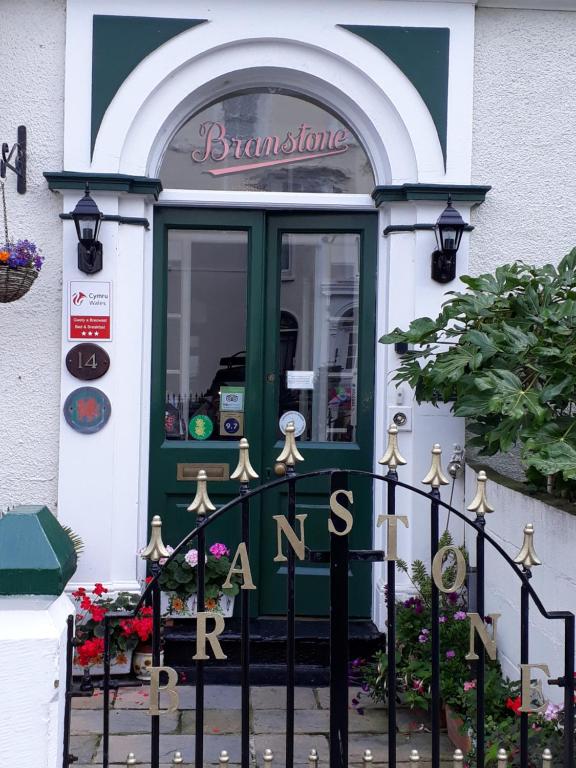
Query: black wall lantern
xmin=431 ymin=195 xmax=467 ymax=283
xmin=70 ymin=185 xmax=104 ymax=274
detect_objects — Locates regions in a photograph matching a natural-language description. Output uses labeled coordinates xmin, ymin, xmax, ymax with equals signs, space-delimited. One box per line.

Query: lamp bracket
xmin=0 ymin=126 xmax=26 ymax=194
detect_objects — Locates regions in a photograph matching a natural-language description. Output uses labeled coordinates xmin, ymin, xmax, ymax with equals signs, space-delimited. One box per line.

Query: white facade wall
xmin=464 ymin=468 xmax=576 ymax=704
xmin=470 ymin=7 xmax=576 ymax=273
xmin=0 ymin=0 xmax=65 ymax=511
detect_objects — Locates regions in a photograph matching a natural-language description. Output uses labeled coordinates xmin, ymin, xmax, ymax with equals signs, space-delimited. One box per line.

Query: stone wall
xmin=465 ymin=466 xmax=576 ymax=704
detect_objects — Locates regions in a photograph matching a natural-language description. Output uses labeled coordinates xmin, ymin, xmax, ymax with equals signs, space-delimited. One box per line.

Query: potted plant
xmin=158 ymin=541 xmax=241 ymax=617
xmin=379 ymin=249 xmax=576 ymax=500
xmin=461 ymin=682 xmax=573 ymax=766
xmin=72 ymin=584 xmax=151 ymax=676
xmin=0 ymin=239 xmax=44 ymax=303
xmin=351 ymin=533 xmax=500 ymax=749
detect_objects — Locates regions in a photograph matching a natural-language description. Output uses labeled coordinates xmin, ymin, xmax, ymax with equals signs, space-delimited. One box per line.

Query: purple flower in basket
xmin=0 ymin=239 xmax=44 ymax=271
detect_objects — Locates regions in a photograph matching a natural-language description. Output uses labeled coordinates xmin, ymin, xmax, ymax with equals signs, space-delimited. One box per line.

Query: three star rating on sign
xmin=80 ymin=331 xmax=100 ymax=336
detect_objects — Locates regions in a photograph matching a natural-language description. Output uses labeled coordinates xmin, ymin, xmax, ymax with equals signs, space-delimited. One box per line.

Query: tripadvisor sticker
xmin=189 ymin=414 xmax=213 ymax=441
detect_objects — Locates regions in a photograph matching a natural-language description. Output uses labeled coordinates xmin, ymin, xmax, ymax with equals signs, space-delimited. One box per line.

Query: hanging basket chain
xmin=1 ymin=180 xmax=9 ymax=244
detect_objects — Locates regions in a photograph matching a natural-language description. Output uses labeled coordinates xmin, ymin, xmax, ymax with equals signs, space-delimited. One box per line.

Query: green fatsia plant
xmin=380 ymin=248 xmax=576 ymax=488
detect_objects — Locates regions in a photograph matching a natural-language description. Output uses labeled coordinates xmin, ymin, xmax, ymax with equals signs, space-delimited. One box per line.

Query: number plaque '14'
xmin=65 ymin=343 xmax=110 ymax=381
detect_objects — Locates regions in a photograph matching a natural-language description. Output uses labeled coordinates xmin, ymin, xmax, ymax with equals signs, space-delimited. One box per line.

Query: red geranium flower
xmin=90 ymin=606 xmax=107 ymax=623
xmin=506 ymin=696 xmax=522 ymax=715
xmin=93 ymin=583 xmax=108 ymax=596
xmin=72 ymin=587 xmax=87 ymax=599
xmin=80 ymin=595 xmax=93 ymax=610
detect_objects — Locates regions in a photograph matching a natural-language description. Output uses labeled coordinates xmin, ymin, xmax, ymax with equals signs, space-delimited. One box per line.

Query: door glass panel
xmin=160 ymin=90 xmax=375 ymax=193
xmin=278 ymin=233 xmax=360 ymax=442
xmin=165 ymin=229 xmax=248 ymax=441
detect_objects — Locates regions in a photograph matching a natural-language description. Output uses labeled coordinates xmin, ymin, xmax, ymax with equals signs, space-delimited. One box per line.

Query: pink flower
xmin=445 ymin=650 xmax=455 ymax=659
xmin=418 ymin=629 xmax=430 ymax=643
xmin=439 ymin=615 xmax=447 ymax=623
xmin=184 ymin=548 xmax=199 ymax=567
xmin=463 ymin=680 xmax=476 ymax=692
xmin=412 ymin=679 xmax=425 ymax=693
xmin=159 ymin=545 xmax=174 ymax=566
xmin=209 ymin=543 xmax=230 ymax=559
xmin=544 ymin=702 xmax=562 ymax=721
xmin=454 ymin=611 xmax=467 ymax=621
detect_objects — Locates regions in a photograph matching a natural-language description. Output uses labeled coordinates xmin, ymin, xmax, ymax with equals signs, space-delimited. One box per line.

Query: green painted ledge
xmin=0 ymin=506 xmax=77 ymax=596
xmin=372 ymin=184 xmax=491 ymax=206
xmin=44 ymin=171 xmax=163 ymax=200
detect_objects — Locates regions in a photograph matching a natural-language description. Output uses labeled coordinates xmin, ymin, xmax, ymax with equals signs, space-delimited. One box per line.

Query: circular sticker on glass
xmin=223 ymin=416 xmax=241 ymax=435
xmin=189 ymin=414 xmax=213 ymax=441
xmin=279 ymin=410 xmax=306 ymax=437
xmin=64 ymin=386 xmax=111 ymax=434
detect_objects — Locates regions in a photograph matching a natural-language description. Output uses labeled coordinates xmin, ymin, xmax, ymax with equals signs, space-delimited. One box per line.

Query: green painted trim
xmin=44 ymin=171 xmax=163 ymax=199
xmin=0 ymin=506 xmax=77 ymax=596
xmin=372 ymin=184 xmax=491 ymax=206
xmin=91 ymin=15 xmax=207 ymax=156
xmin=339 ymin=25 xmax=449 ymax=164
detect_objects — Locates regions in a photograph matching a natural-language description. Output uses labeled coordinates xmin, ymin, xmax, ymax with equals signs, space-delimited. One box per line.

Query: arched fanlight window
xmin=160 ymin=90 xmax=375 ymax=193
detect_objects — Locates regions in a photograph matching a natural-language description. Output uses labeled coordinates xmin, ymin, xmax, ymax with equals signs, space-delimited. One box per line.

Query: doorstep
xmin=163 ymin=618 xmax=384 ymax=685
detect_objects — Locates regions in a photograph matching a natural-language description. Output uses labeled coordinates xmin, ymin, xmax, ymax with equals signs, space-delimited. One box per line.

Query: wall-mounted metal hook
xmin=0 ymin=126 xmax=26 ymax=194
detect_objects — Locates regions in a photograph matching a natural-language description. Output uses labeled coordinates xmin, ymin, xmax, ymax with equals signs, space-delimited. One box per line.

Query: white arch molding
xmin=90 ymin=27 xmax=446 ymax=185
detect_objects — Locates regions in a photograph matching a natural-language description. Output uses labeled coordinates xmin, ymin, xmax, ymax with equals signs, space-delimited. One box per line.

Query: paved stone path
xmin=71 ymin=685 xmax=455 ymax=766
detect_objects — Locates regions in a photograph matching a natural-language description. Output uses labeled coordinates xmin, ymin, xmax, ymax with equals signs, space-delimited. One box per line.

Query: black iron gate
xmin=63 ymin=424 xmax=575 ymax=767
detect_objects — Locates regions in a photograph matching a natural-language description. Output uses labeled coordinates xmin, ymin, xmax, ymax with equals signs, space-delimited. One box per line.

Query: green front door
xmin=149 ymin=208 xmax=377 ymax=617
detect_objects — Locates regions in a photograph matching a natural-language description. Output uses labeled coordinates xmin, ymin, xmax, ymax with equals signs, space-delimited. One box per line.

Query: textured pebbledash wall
xmin=470 ymin=8 xmax=576 ymax=274
xmin=0 ymin=0 xmax=65 ymax=511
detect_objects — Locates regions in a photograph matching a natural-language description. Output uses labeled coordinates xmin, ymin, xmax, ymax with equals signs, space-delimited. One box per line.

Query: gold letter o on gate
xmin=431 ymin=546 xmax=466 ymax=593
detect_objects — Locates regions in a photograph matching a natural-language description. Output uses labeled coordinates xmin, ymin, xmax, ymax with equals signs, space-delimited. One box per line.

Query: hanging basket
xmin=0 ymin=264 xmax=38 ymax=303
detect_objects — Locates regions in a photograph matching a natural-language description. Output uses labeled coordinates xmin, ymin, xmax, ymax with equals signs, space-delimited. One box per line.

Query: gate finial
xmin=379 ymin=424 xmax=407 ymax=473
xmin=187 ymin=469 xmax=216 ymax=517
xmin=362 ymin=748 xmax=374 ymax=763
xmin=422 ymin=444 xmax=449 ymax=489
xmin=452 ymin=748 xmax=464 ymax=765
xmin=219 ymin=750 xmax=230 ymax=765
xmin=409 ymin=749 xmax=421 ymax=762
xmin=172 ymin=752 xmax=184 ymax=765
xmin=140 ymin=515 xmax=170 ymax=562
xmin=231 ymin=437 xmax=259 ymax=484
xmin=542 ymin=747 xmax=553 ymax=765
xmin=467 ymin=470 xmax=494 ymax=517
xmin=126 ymin=754 xmax=137 ymax=766
xmin=263 ymin=748 xmax=274 ymax=763
xmin=513 ymin=523 xmax=542 ymax=570
xmin=308 ymin=747 xmax=319 ymax=766
xmin=276 ymin=421 xmax=304 ymax=468
xmin=497 ymin=748 xmax=508 ymax=767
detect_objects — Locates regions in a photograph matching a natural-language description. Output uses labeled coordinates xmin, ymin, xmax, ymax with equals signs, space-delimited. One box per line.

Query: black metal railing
xmin=63 ymin=426 xmax=575 ymax=768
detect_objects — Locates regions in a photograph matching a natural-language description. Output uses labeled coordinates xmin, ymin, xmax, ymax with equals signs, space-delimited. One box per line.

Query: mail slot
xmin=176 ymin=463 xmax=230 ymax=481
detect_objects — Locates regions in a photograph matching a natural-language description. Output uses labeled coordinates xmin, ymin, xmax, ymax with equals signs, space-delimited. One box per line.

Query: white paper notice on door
xmin=287 ymin=370 xmax=315 ymax=390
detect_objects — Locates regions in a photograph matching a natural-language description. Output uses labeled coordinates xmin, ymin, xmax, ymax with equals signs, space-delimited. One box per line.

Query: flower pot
xmin=72 ymin=649 xmax=133 ymax=677
xmin=161 ymin=591 xmax=235 ymax=618
xmin=0 ymin=264 xmax=37 ymax=303
xmin=445 ymin=704 xmax=472 ymax=754
xmin=132 ymin=646 xmax=164 ymax=681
